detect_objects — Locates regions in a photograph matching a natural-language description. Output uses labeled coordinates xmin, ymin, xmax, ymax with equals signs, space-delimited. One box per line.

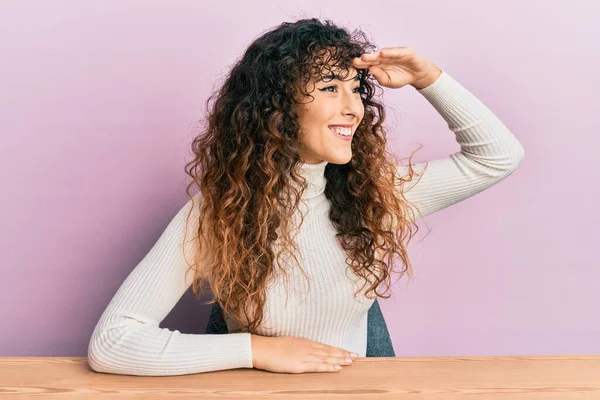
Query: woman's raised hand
xmin=251 ymin=334 xmax=359 ymax=374
xmin=351 ymin=46 xmax=442 ymax=90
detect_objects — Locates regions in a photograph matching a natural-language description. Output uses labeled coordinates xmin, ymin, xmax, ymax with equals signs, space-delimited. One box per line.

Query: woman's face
xmin=295 ymin=66 xmax=365 ymax=165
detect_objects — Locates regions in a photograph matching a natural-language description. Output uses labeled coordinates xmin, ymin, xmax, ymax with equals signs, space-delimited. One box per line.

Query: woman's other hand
xmin=251 ymin=334 xmax=359 ymax=374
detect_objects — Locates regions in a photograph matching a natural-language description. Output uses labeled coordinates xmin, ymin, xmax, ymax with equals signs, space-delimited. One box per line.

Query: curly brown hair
xmin=182 ymin=18 xmax=425 ymax=334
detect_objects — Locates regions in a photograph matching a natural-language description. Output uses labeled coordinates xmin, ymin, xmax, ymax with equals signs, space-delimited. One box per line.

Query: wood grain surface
xmin=1 ymin=356 xmax=599 ymax=399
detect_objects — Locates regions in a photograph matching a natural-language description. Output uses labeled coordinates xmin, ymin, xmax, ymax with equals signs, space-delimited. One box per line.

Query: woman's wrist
xmin=411 ymin=63 xmax=443 ymax=90
xmin=250 ymin=333 xmax=267 ymax=368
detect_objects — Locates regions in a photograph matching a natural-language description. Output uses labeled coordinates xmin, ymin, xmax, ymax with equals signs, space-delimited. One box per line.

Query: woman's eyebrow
xmin=314 ymin=73 xmax=361 ymax=84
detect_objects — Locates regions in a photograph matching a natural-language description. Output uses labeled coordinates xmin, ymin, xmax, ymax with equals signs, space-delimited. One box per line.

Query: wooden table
xmin=1 ymin=356 xmax=599 ymax=399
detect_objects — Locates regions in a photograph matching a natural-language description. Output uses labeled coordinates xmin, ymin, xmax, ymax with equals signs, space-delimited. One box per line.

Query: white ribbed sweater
xmin=87 ymin=70 xmax=525 ymax=376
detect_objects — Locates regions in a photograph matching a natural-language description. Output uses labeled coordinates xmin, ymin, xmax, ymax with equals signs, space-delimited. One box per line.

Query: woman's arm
xmin=87 ymin=194 xmax=253 ymax=376
xmin=397 ymin=70 xmax=525 ymax=219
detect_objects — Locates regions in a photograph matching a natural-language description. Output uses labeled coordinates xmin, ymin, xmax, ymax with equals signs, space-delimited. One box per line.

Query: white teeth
xmin=330 ymin=126 xmax=352 ymax=136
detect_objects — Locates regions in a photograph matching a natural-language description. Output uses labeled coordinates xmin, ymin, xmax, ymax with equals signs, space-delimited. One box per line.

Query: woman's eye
xmin=320 ymin=85 xmax=363 ymax=93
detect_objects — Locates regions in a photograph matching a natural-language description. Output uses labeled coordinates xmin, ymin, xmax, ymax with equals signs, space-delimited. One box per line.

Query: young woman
xmin=88 ymin=18 xmax=525 ymax=376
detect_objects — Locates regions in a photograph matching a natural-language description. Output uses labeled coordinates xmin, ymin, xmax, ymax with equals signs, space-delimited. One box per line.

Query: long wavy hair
xmin=182 ymin=18 xmax=425 ymax=334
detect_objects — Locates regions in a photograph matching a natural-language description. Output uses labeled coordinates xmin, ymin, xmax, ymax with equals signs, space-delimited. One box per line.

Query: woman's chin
xmin=326 ymin=151 xmax=352 ymax=165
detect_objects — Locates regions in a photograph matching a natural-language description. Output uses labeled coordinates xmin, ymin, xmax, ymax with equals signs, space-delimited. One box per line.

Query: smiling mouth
xmin=329 ymin=126 xmax=354 ymax=140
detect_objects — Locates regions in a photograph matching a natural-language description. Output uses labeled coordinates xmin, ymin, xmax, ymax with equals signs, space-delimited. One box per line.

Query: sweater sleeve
xmin=87 ymin=194 xmax=254 ymax=376
xmin=397 ymin=69 xmax=525 ymax=220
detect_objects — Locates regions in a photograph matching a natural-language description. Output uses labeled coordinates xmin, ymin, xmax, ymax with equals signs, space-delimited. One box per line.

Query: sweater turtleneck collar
xmin=297 ymin=159 xmax=328 ymax=199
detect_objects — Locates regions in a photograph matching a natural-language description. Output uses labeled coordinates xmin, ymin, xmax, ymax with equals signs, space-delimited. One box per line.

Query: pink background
xmin=1 ymin=1 xmax=598 ymax=356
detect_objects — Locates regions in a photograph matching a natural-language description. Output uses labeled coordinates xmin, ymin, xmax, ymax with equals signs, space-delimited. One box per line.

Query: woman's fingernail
xmin=351 ymin=353 xmax=359 ymax=358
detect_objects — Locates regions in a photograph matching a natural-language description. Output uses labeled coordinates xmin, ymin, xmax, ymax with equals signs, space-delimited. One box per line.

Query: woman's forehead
xmin=313 ymin=68 xmax=361 ymax=83
xmin=309 ymin=51 xmax=355 ymax=75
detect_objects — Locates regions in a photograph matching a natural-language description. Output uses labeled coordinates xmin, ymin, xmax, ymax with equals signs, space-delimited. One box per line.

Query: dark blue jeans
xmin=205 ymin=298 xmax=395 ymax=357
